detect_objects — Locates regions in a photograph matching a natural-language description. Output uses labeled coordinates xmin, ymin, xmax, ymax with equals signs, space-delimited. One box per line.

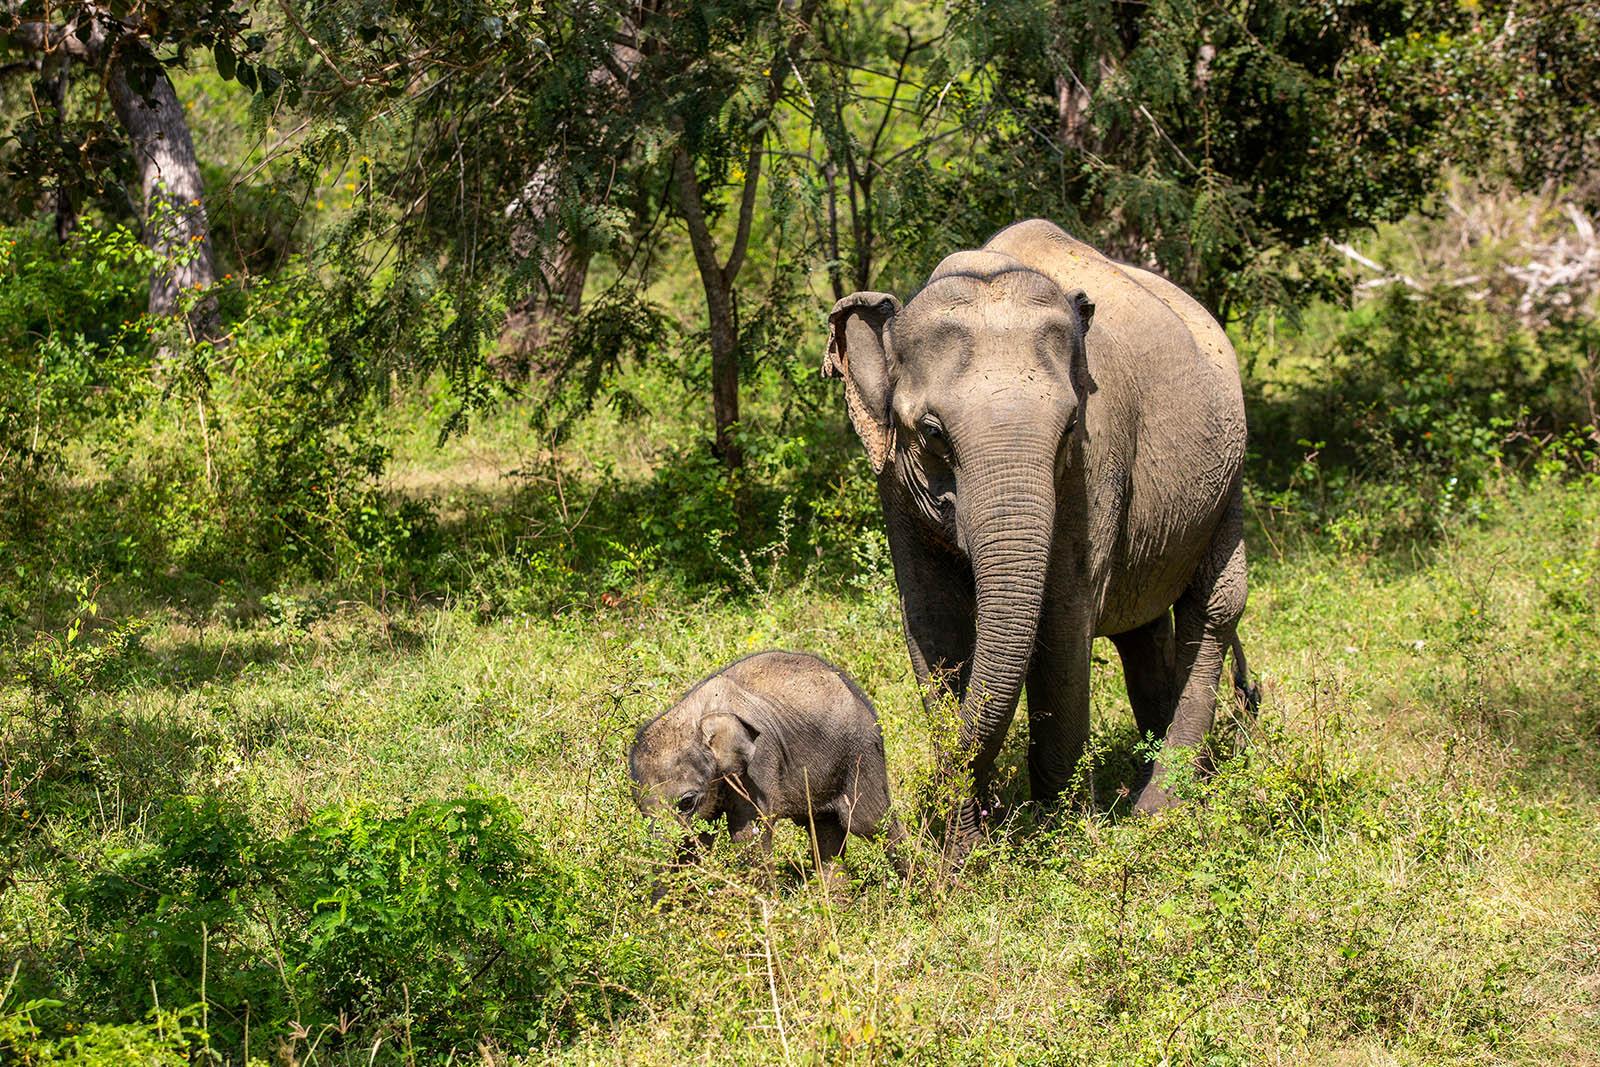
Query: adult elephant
xmin=823 ymin=219 xmax=1256 ymax=836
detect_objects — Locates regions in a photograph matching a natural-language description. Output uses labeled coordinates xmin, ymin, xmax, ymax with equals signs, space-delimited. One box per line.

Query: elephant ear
xmin=1065 ymin=288 xmax=1096 ymax=400
xmin=822 ymin=291 xmax=900 ymax=474
xmin=700 ymin=711 xmax=759 ymax=776
xmin=1068 ymin=288 xmax=1095 ymax=335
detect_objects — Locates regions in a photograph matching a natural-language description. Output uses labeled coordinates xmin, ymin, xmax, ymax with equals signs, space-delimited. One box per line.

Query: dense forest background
xmin=1 ymin=1 xmax=1598 ymax=1064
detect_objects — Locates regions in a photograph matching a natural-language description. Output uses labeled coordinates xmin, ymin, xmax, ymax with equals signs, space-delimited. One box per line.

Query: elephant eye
xmin=919 ymin=413 xmax=949 ymax=453
xmin=676 ymin=791 xmax=700 ymax=814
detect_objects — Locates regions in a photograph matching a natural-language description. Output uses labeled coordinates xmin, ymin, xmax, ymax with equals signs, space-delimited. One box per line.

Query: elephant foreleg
xmin=726 ymin=800 xmax=778 ymax=890
xmin=884 ymin=512 xmax=976 ymax=712
xmin=1136 ymin=498 xmax=1248 ymax=814
xmin=1024 ymin=600 xmax=1094 ymax=805
xmin=802 ymin=813 xmax=850 ymax=888
xmin=650 ymin=827 xmax=719 ymax=904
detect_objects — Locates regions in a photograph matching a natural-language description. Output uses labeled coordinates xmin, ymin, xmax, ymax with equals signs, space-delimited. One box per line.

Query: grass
xmin=3 ymin=427 xmax=1598 ymax=1063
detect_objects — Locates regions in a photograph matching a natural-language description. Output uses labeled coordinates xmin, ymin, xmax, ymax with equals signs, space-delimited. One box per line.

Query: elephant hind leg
xmin=801 ymin=812 xmax=850 ymax=887
xmin=1134 ymin=499 xmax=1249 ymax=815
xmin=1111 ymin=610 xmax=1178 ymax=742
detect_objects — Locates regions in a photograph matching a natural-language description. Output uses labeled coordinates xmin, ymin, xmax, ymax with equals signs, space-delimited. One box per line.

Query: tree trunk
xmin=705 ymin=278 xmax=743 ymax=470
xmin=48 ymin=57 xmax=76 ymax=241
xmin=661 ymin=0 xmax=818 ymax=470
xmin=1055 ymin=73 xmax=1092 ymax=149
xmin=672 ymin=144 xmax=743 ymax=468
xmin=497 ymin=154 xmax=593 ymax=377
xmin=7 ymin=14 xmax=220 ymax=341
xmin=497 ymin=31 xmax=641 ymax=373
xmin=102 ymin=41 xmax=219 ymax=340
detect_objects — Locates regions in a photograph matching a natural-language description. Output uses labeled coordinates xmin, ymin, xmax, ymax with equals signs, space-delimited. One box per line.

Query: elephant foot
xmin=939 ymin=797 xmax=1000 ymax=872
xmin=1133 ymin=780 xmax=1177 ymax=815
xmin=814 ymin=858 xmax=851 ymax=895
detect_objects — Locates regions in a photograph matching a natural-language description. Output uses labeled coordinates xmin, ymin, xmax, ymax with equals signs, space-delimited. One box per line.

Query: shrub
xmin=66 ymin=797 xmax=281 ymax=1031
xmin=59 ymin=274 xmax=440 ymax=588
xmin=0 ymin=222 xmax=437 ymax=601
xmin=0 ymin=995 xmax=196 ymax=1067
xmin=1 ymin=584 xmax=143 ymax=874
xmin=0 ymin=222 xmax=153 ymax=505
xmin=219 ymin=294 xmax=435 ymax=577
xmin=58 ymin=791 xmax=645 ymax=1059
xmin=280 ymin=794 xmax=636 ymax=1046
xmin=1246 ymin=285 xmax=1600 ymax=549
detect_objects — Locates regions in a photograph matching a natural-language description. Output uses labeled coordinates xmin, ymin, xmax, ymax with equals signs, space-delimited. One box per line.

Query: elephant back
xmin=981 ymin=219 xmax=1246 ymax=624
xmin=980 ymin=219 xmax=1241 ymax=383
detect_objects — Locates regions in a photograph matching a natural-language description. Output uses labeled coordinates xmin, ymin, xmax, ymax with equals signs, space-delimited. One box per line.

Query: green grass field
xmin=4 ymin=429 xmax=1596 ymax=1063
xmin=5 ymin=4 xmax=1600 ymax=1057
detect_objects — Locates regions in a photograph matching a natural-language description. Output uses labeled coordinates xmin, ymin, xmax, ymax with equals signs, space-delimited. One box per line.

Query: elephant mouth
xmin=902 ymin=453 xmax=960 ymax=550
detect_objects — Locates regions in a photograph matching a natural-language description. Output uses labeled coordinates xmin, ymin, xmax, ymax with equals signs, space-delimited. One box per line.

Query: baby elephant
xmin=629 ymin=650 xmax=902 ymax=882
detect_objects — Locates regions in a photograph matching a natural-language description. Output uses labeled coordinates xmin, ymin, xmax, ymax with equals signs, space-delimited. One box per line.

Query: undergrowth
xmin=2 ymin=217 xmax=1598 ymax=1063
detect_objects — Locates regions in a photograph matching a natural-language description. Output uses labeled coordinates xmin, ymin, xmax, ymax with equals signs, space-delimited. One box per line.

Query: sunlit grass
xmin=5 ymin=463 xmax=1596 ymax=1063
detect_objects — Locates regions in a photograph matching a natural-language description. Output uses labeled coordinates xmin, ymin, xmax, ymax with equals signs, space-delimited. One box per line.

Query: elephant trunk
xmin=956 ymin=430 xmax=1058 ymax=828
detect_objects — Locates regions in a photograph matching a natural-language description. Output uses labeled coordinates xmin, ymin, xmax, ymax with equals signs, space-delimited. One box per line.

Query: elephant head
xmin=629 ymin=681 xmax=761 ymax=824
xmin=823 ymin=256 xmax=1094 ymax=789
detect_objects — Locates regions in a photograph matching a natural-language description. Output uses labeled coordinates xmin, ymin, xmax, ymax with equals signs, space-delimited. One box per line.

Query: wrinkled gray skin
xmin=823 ymin=219 xmax=1256 ymax=836
xmin=629 ymin=651 xmax=902 ymax=879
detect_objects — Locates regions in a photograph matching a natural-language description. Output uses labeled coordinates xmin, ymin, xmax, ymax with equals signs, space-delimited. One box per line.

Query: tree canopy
xmin=1 ymin=0 xmax=1594 ymax=459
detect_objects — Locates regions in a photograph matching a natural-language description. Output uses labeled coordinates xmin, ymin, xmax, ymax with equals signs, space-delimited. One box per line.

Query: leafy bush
xmin=13 ymin=271 xmax=443 ymax=590
xmin=1 ymin=584 xmax=143 ymax=872
xmin=281 ymin=795 xmax=635 ymax=1046
xmin=66 ymin=797 xmax=279 ymax=1030
xmin=0 ymin=222 xmax=153 ymax=497
xmin=217 ymin=288 xmax=436 ymax=577
xmin=0 ymin=222 xmax=441 ymax=605
xmin=56 ymin=791 xmax=645 ymax=1058
xmin=0 ymin=995 xmax=196 ymax=1067
xmin=1247 ymin=285 xmax=1600 ymax=549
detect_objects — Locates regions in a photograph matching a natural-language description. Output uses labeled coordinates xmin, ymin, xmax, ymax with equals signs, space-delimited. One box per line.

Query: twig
xmin=758 ymin=898 xmax=793 ymax=1065
xmin=1328 ymin=240 xmax=1422 ymax=290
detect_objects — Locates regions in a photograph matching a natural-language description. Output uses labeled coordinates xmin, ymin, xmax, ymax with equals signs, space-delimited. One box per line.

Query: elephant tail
xmin=1228 ymin=633 xmax=1261 ymax=721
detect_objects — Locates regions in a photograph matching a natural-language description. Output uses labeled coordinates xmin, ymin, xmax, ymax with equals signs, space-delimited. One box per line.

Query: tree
xmin=496 ymin=31 xmax=643 ymax=374
xmin=1459 ymin=0 xmax=1600 ymax=204
xmin=156 ymin=0 xmax=1592 ymax=469
xmin=0 ymin=2 xmax=254 ymax=341
xmin=809 ymin=3 xmax=969 ymax=299
xmin=941 ymin=0 xmax=1493 ymax=318
xmin=268 ymin=0 xmax=832 ymax=469
xmin=652 ymin=0 xmax=822 ymax=468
